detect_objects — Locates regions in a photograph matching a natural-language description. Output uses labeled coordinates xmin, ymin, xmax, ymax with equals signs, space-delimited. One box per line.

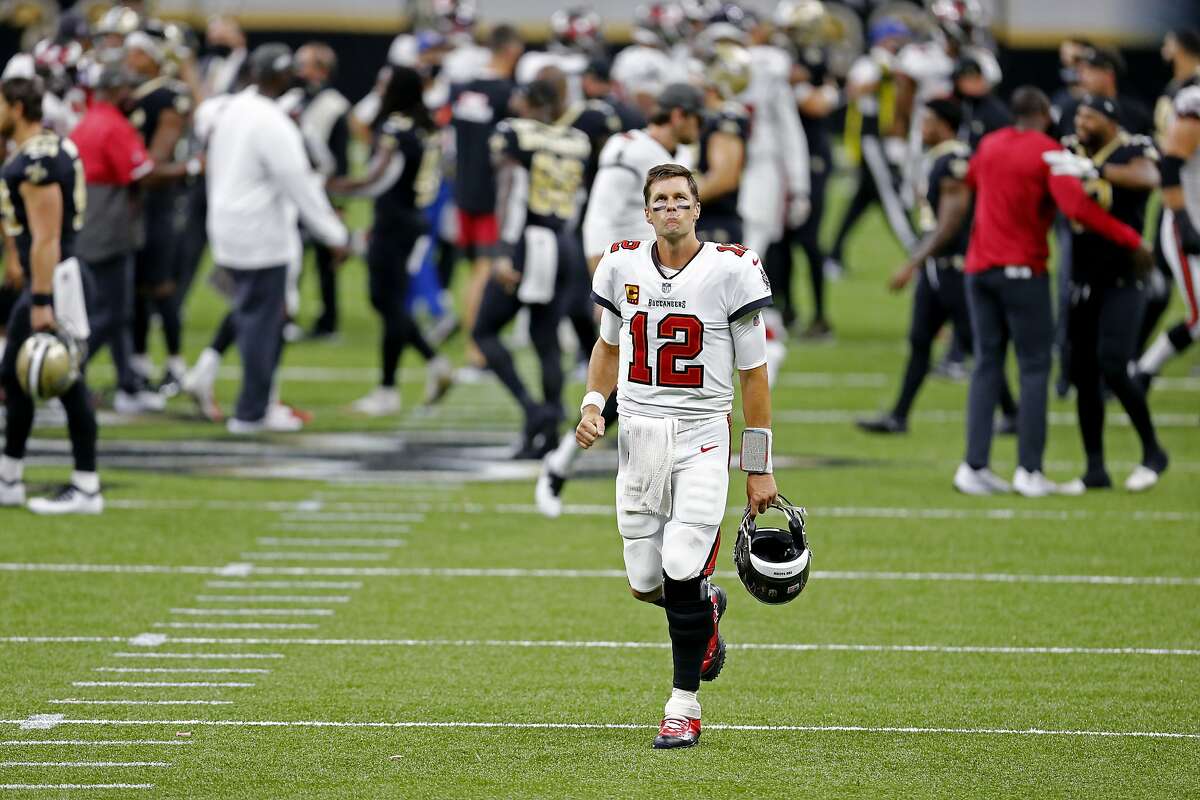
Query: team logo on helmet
xmin=16 ymin=331 xmax=83 ymax=401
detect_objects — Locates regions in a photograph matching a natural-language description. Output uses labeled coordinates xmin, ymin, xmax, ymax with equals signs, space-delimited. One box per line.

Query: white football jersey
xmin=592 ymin=240 xmax=773 ymax=419
xmin=581 ymin=128 xmax=677 ymax=258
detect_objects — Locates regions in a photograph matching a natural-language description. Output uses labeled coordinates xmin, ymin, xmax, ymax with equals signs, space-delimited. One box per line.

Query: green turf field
xmin=1 ymin=187 xmax=1198 ymax=798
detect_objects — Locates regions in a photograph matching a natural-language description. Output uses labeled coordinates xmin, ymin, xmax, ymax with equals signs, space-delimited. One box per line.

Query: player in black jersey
xmin=0 ymin=75 xmax=102 ymax=514
xmin=473 ymin=77 xmax=591 ymax=459
xmin=858 ymin=98 xmax=1016 ymax=435
xmin=327 ymin=66 xmax=454 ymax=417
xmin=695 ymin=44 xmax=749 ymax=245
xmin=125 ymin=32 xmax=194 ymax=397
xmin=541 ymin=64 xmax=622 ymax=379
xmin=1057 ymin=96 xmax=1168 ymax=494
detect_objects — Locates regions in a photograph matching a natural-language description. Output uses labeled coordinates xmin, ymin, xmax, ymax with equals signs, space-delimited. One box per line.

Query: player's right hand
xmin=887 ymin=265 xmax=914 ymax=293
xmin=575 ymin=409 xmax=605 ymax=449
xmin=31 ymin=303 xmax=56 ymax=332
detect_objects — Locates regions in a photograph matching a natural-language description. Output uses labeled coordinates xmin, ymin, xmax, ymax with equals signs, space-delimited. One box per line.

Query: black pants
xmin=174 ymin=179 xmax=208 ymax=313
xmin=367 ymin=224 xmax=435 ymax=388
xmin=133 ymin=195 xmax=185 ymax=359
xmin=1067 ymin=281 xmax=1161 ymax=474
xmin=559 ymin=231 xmax=595 ymax=362
xmin=892 ymin=265 xmax=1016 ymax=422
xmin=309 ymin=241 xmax=339 ymax=334
xmin=794 ymin=146 xmax=831 ymax=323
xmin=228 ymin=266 xmax=287 ymax=422
xmin=473 ymin=279 xmax=563 ymax=421
xmin=84 ymin=252 xmax=138 ymax=393
xmin=965 ymin=269 xmax=1053 ymax=472
xmin=830 ymin=136 xmax=916 ymax=262
xmin=1 ymin=292 xmax=97 ymax=471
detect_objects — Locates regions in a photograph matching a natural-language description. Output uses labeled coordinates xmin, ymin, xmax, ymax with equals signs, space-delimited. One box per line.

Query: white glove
xmin=1042 ymin=150 xmax=1098 ymax=180
xmin=787 ymin=194 xmax=811 ymax=229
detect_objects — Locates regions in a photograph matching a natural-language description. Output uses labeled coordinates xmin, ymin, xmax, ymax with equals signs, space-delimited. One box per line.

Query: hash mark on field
xmin=204 ymin=581 xmax=362 ymax=590
xmin=278 ymin=513 xmax=424 ymax=522
xmin=1 ymin=742 xmax=190 ymax=747
xmin=4 ymin=718 xmax=1196 ymax=741
xmin=150 ymin=623 xmax=319 ymax=630
xmin=168 ymin=607 xmax=334 ymax=617
xmin=95 ymin=668 xmax=269 ymax=675
xmin=0 ymin=762 xmax=170 ymax=768
xmin=256 ymin=537 xmax=405 ymax=548
xmin=111 ymin=653 xmax=284 ymax=660
xmin=271 ymin=523 xmax=412 ymax=534
xmin=239 ymin=552 xmax=391 ymax=562
xmin=71 ymin=681 xmax=254 ymax=688
xmin=48 ymin=700 xmax=233 ymax=706
xmin=195 ymin=595 xmax=350 ymax=604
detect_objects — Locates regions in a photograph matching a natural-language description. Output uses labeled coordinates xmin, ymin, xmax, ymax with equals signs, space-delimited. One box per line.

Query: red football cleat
xmin=700 ymin=583 xmax=727 ymax=682
xmin=653 ymin=715 xmax=701 ymax=749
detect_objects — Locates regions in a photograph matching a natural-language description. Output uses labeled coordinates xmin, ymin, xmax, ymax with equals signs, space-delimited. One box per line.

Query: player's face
xmin=1074 ymin=106 xmax=1112 ymax=149
xmin=920 ymin=113 xmax=944 ymax=148
xmin=672 ymin=109 xmax=701 ymax=145
xmin=0 ymin=94 xmax=14 ymax=139
xmin=644 ymin=176 xmax=700 ymax=241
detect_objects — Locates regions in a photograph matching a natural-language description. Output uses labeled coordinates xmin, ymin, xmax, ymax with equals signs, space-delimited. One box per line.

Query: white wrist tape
xmin=580 ymin=391 xmax=607 ymax=415
xmin=740 ymin=428 xmax=773 ymax=474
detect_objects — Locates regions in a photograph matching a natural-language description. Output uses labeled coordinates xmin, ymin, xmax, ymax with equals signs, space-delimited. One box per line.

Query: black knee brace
xmin=663 ymin=575 xmax=712 ymax=692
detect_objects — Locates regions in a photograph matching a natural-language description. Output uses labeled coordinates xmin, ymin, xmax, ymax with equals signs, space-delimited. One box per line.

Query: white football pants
xmin=616 ymin=414 xmax=730 ymax=592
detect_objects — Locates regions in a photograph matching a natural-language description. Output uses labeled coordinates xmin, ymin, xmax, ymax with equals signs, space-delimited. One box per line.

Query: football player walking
xmin=576 ymin=163 xmax=777 ymax=749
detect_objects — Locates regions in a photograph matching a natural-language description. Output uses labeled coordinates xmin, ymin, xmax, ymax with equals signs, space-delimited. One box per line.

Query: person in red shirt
xmin=953 ymin=86 xmax=1149 ymax=498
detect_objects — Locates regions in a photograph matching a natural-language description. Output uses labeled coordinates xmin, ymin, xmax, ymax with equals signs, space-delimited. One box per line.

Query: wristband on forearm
xmin=740 ymin=427 xmax=773 ymax=474
xmin=31 ymin=293 xmax=52 ymax=307
xmin=580 ymin=390 xmax=606 ymax=415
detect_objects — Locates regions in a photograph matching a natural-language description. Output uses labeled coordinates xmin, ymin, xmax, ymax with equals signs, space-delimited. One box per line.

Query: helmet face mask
xmin=733 ymin=496 xmax=811 ymax=605
xmin=16 ymin=331 xmax=82 ymax=401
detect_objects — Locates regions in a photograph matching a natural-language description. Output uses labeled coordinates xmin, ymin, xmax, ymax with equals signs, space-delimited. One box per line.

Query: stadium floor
xmin=1 ymin=201 xmax=1197 ymax=797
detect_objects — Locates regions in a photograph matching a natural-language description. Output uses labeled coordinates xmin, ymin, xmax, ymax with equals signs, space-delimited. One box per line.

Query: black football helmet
xmin=733 ymin=496 xmax=811 ymax=604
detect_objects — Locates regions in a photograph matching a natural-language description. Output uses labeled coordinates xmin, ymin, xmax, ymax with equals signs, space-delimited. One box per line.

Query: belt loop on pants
xmin=1003 ymin=265 xmax=1034 ymax=280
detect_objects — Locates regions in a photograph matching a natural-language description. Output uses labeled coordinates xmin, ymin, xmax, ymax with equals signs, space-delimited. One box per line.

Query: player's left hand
xmin=746 ymin=472 xmax=778 ymax=518
xmin=888 ymin=265 xmax=915 ymax=292
xmin=493 ymin=257 xmax=521 ymax=293
xmin=31 ymin=303 xmax=56 ymax=332
xmin=1130 ymin=242 xmax=1154 ymax=278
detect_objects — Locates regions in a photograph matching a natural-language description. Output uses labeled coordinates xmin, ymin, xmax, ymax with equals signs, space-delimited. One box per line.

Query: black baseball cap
xmin=249 ymin=42 xmax=293 ymax=82
xmin=584 ymin=57 xmax=611 ymax=82
xmin=926 ymin=97 xmax=963 ymax=130
xmin=657 ymin=83 xmax=703 ymax=115
xmin=1082 ymin=46 xmax=1125 ymax=75
xmin=951 ymin=57 xmax=982 ymax=81
xmin=1079 ymin=93 xmax=1120 ymax=121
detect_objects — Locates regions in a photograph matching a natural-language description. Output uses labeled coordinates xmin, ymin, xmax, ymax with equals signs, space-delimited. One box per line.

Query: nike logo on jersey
xmin=700 ymin=443 xmax=720 ymax=453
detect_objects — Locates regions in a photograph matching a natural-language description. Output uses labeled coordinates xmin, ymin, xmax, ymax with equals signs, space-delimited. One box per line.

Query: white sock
xmin=546 ymin=430 xmax=580 ymax=476
xmin=72 ymin=471 xmax=100 ymax=495
xmin=167 ymin=356 xmax=187 ymax=377
xmin=664 ymin=688 xmax=701 ymax=720
xmin=132 ymin=354 xmax=154 ymax=378
xmin=1137 ymin=333 xmax=1175 ymax=376
xmin=0 ymin=455 xmax=23 ymax=483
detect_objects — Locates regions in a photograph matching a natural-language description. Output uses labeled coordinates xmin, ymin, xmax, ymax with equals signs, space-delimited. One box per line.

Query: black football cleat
xmin=700 ymin=583 xmax=727 ymax=682
xmin=652 ymin=716 xmax=701 ymax=749
xmin=856 ymin=413 xmax=907 ymax=434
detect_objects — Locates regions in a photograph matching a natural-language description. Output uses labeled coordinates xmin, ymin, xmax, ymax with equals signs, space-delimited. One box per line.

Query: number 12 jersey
xmin=591 ymin=239 xmax=773 ymax=419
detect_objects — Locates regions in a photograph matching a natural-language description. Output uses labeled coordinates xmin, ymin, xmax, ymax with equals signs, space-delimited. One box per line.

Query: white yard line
xmin=204 ymin=581 xmax=362 ymax=590
xmin=0 ymin=784 xmax=155 ymax=790
xmin=0 ymin=762 xmax=170 ymax=768
xmin=47 ymin=701 xmax=232 ymax=706
xmin=168 ymin=608 xmax=334 ymax=617
xmin=149 ymin=623 xmax=319 ymax=631
xmin=195 ymin=595 xmax=350 ymax=604
xmin=0 ymin=742 xmax=189 ymax=747
xmin=238 ymin=552 xmax=392 ymax=562
xmin=776 ymin=408 xmax=1200 ymax=428
xmin=111 ymin=653 xmax=284 ymax=660
xmin=152 ymin=636 xmax=1200 ymax=657
xmin=278 ymin=513 xmax=425 ymax=522
xmin=269 ymin=524 xmax=412 ymax=534
xmin=71 ymin=681 xmax=254 ymax=689
xmin=94 ymin=668 xmax=269 ymax=675
xmin=256 ymin=538 xmax=405 ymax=548
xmin=1 ymin=718 xmax=1194 ymax=740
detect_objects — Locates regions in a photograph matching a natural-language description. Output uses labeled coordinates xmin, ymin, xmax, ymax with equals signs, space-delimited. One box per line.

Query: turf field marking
xmin=194 ymin=595 xmax=351 ymax=603
xmin=150 ymin=623 xmax=319 ymax=631
xmin=238 ymin=552 xmax=392 ymax=562
xmin=204 ymin=581 xmax=362 ymax=590
xmin=110 ymin=653 xmax=284 ymax=660
xmin=167 ymin=608 xmax=335 ymax=617
xmin=4 ymin=719 xmax=1196 ymax=740
xmin=776 ymin=408 xmax=1200 ymax=428
xmin=0 ymin=762 xmax=170 ymax=768
xmin=153 ymin=637 xmax=1200 ymax=657
xmin=1 ymin=742 xmax=190 ymax=747
xmin=0 ymin=784 xmax=154 ymax=790
xmin=17 ymin=718 xmax=61 ymax=732
xmin=256 ymin=537 xmax=405 ymax=548
xmin=94 ymin=668 xmax=269 ymax=675
xmin=5 ymin=564 xmax=1200 ymax=585
xmin=270 ymin=523 xmax=411 ymax=534
xmin=0 ymin=637 xmax=125 ymax=644
xmin=47 ymin=701 xmax=232 ymax=706
xmin=71 ymin=681 xmax=254 ymax=689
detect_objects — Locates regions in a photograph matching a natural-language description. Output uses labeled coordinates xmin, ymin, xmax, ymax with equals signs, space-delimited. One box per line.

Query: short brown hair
xmin=643 ymin=163 xmax=699 ymax=206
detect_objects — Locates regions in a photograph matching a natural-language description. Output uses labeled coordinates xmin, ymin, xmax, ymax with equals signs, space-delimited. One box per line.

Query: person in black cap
xmin=952 ymin=57 xmax=1011 ymax=149
xmin=1057 ymin=95 xmax=1168 ymax=493
xmin=1057 ymin=46 xmax=1152 ymax=138
xmin=581 ymin=57 xmax=646 ymax=131
xmin=858 ymin=97 xmax=1016 ymax=435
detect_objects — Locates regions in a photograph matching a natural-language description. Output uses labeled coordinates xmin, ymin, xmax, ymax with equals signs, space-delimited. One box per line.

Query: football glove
xmin=1042 ymin=150 xmax=1098 ymax=180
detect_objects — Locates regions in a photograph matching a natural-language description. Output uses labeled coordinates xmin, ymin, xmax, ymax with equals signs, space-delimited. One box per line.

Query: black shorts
xmin=136 ymin=190 xmax=185 ymax=288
